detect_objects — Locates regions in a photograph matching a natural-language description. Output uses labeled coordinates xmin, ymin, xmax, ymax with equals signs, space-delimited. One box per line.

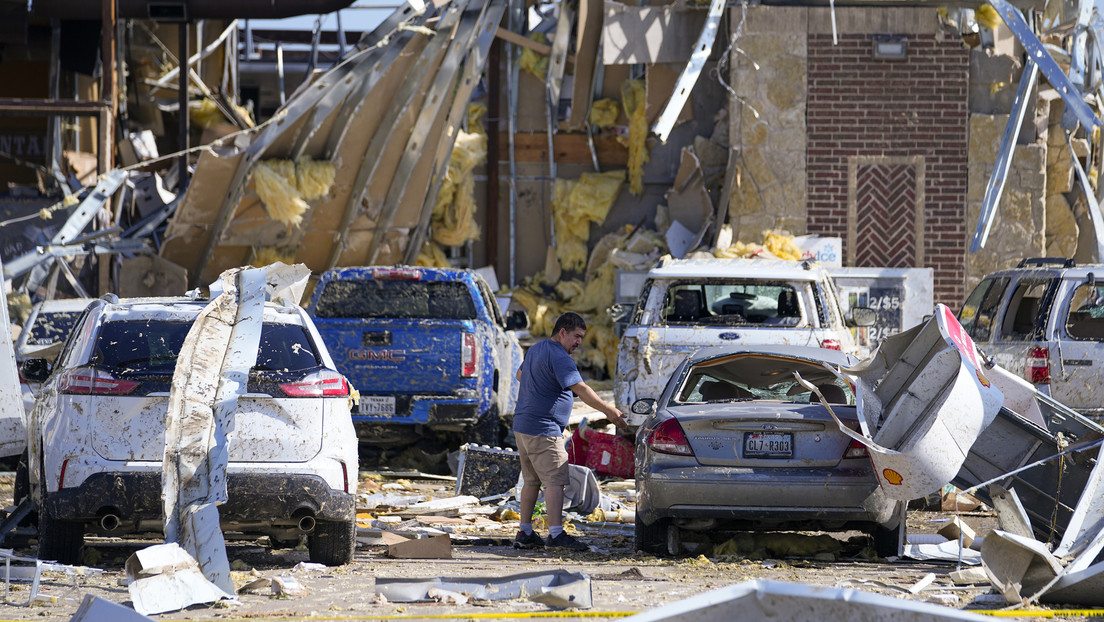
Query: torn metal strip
xmin=971 ymin=59 xmax=1038 ymax=253
xmin=404 ymin=1 xmax=506 ymax=264
xmin=162 ymin=266 xmax=268 ymax=594
xmin=356 ymin=0 xmax=430 ymax=51
xmin=545 ymin=1 xmax=574 ymax=110
xmin=366 ymin=0 xmax=504 ymax=265
xmin=376 ymin=569 xmax=591 ymax=608
xmin=988 ymin=0 xmax=1101 ymax=131
xmin=1061 ymin=0 xmax=1094 ymax=131
xmin=652 ymin=0 xmax=725 ymax=144
xmin=1067 ymin=131 xmax=1104 ymax=262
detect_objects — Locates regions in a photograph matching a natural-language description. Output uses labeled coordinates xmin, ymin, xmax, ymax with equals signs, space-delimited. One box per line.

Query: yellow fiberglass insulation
xmin=519 ymin=33 xmax=549 ymax=81
xmin=415 ymin=240 xmax=452 ymax=268
xmin=251 ymin=246 xmax=297 ymax=268
xmin=511 ymin=286 xmax=564 ymax=337
xmin=975 ymin=4 xmax=1001 ymax=30
xmin=589 ymin=98 xmax=620 ymax=129
xmin=552 ymin=170 xmax=626 ymax=271
xmin=714 ymin=230 xmax=804 ymax=261
xmin=621 ymin=79 xmax=649 ymax=195
xmin=432 ymin=126 xmax=486 ymax=247
xmin=295 ymin=156 xmax=336 ymax=201
xmin=189 ymin=97 xmax=255 ymax=129
xmin=252 ymin=161 xmax=309 ymax=227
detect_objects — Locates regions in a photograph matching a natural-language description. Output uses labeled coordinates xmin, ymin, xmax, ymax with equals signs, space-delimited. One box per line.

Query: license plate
xmin=743 ymin=432 xmax=792 ymax=458
xmin=361 ymin=396 xmax=396 ymax=415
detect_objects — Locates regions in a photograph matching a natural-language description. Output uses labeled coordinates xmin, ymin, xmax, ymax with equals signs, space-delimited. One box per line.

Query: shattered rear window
xmin=93 ymin=320 xmax=321 ymax=374
xmin=26 ymin=311 xmax=83 ymax=346
xmin=313 ymin=280 xmax=477 ymax=320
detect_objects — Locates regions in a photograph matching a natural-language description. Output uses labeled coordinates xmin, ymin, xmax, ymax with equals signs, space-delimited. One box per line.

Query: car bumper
xmin=46 ymin=471 xmax=355 ymax=524
xmin=353 ymin=397 xmax=482 ymax=435
xmin=637 ymin=463 xmax=899 ymax=528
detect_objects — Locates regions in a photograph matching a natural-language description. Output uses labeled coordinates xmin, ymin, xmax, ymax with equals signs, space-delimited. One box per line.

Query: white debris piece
xmin=125 ymin=543 xmax=235 ymax=616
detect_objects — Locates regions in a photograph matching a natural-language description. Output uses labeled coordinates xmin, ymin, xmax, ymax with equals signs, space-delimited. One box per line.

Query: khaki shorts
xmin=515 ymin=432 xmax=569 ymax=487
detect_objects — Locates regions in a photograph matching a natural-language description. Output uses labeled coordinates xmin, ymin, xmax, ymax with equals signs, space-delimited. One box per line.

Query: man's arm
xmin=569 ymin=381 xmax=628 ymax=429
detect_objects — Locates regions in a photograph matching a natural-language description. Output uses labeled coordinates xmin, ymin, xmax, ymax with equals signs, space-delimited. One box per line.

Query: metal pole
xmin=486 ymin=37 xmax=501 ymax=274
xmin=178 ymin=22 xmax=189 ymax=187
xmin=507 ymin=0 xmax=521 ymax=287
xmin=100 ymin=0 xmax=116 ymax=174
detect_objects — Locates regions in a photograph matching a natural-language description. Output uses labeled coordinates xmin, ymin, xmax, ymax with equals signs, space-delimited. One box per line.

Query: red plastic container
xmin=567 ymin=424 xmax=634 ymax=479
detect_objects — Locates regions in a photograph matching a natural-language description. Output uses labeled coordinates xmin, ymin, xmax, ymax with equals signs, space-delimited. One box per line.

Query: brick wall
xmin=806 ymin=34 xmax=970 ymax=305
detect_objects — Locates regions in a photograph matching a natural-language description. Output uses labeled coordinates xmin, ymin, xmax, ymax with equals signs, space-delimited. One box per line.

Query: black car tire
xmin=464 ymin=400 xmax=501 ymax=447
xmin=872 ymin=521 xmax=904 ymax=558
xmin=309 ymin=519 xmax=356 ymax=566
xmin=13 ymin=451 xmax=28 ymax=505
xmin=37 ymin=499 xmax=83 ymax=565
xmin=635 ymin=515 xmax=669 ymax=555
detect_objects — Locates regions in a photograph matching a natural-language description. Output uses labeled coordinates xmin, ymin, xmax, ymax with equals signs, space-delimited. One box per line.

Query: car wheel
xmin=635 ymin=515 xmax=669 ymax=555
xmin=308 ymin=519 xmax=356 ymax=566
xmin=872 ymin=521 xmax=904 ymax=557
xmin=37 ymin=499 xmax=83 ymax=565
xmin=464 ymin=401 xmax=501 ymax=447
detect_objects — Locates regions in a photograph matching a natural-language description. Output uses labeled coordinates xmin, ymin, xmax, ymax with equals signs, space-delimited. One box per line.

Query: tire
xmin=872 ymin=521 xmax=904 ymax=558
xmin=463 ymin=401 xmax=501 ymax=447
xmin=37 ymin=499 xmax=83 ymax=565
xmin=635 ymin=515 xmax=668 ymax=555
xmin=13 ymin=451 xmax=28 ymax=505
xmin=308 ymin=519 xmax=356 ymax=566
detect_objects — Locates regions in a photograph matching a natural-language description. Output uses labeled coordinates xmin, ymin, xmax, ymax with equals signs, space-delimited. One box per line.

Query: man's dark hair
xmin=552 ymin=312 xmax=587 ymax=336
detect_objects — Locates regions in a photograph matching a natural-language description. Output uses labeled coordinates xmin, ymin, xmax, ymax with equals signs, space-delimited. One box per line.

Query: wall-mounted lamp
xmin=872 ymin=35 xmax=908 ymax=61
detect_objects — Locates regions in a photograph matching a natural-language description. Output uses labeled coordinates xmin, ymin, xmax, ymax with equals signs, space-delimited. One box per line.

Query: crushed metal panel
xmin=376 ymin=569 xmax=591 ymax=609
xmin=980 ymin=529 xmax=1063 ymax=603
xmin=828 ymin=305 xmax=1003 ymax=500
xmin=989 ymin=485 xmax=1034 ymax=539
xmin=125 ymin=543 xmax=234 ymax=616
xmin=603 ymin=1 xmax=710 ymax=65
xmin=953 ymin=391 xmax=1104 ymax=546
xmin=621 ymin=579 xmax=991 ymax=622
xmin=70 ymin=593 xmax=154 ymax=622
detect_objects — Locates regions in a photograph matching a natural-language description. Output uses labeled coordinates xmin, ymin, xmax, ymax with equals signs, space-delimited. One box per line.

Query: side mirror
xmin=607 ymin=303 xmax=632 ymax=324
xmin=505 ymin=309 xmax=529 ymax=331
xmin=20 ymin=359 xmax=50 ymax=383
xmin=631 ymin=398 xmax=657 ymax=415
xmin=846 ymin=306 xmax=877 ymax=328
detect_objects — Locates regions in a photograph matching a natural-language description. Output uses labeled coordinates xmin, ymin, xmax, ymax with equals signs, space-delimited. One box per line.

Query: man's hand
xmin=606 ymin=408 xmax=629 ymax=430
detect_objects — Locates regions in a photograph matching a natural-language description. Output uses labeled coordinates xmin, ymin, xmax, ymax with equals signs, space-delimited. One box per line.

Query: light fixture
xmin=872 ymin=35 xmax=908 ymax=61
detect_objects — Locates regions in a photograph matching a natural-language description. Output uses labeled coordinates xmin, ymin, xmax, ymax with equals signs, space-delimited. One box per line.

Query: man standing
xmin=512 ymin=312 xmax=628 ymax=550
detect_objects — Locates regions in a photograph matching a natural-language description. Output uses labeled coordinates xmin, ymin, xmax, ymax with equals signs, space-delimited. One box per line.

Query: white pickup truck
xmin=615 ymin=257 xmax=876 ymax=425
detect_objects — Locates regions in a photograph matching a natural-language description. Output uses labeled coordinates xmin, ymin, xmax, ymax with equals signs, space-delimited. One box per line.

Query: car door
xmin=1051 ymin=277 xmax=1104 ymax=414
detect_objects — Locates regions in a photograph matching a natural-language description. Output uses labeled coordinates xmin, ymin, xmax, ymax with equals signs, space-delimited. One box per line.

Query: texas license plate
xmin=743 ymin=432 xmax=792 ymax=458
xmin=361 ymin=396 xmax=396 ymax=415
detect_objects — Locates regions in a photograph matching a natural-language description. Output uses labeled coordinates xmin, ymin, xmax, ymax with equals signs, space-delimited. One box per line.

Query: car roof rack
xmin=1016 ymin=257 xmax=1076 ymax=268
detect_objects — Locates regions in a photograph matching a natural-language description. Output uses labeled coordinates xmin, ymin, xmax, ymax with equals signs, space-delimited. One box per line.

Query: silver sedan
xmin=633 ymin=345 xmax=906 ymax=557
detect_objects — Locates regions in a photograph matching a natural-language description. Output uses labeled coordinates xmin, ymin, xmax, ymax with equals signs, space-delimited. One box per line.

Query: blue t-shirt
xmin=512 ymin=338 xmax=584 ymax=437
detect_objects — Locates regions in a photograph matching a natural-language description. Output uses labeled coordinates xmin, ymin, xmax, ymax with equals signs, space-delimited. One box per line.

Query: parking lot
xmin=0 ymin=470 xmax=1020 ymax=621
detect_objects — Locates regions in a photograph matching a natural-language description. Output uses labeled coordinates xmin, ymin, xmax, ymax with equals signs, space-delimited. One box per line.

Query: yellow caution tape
xmin=972 ymin=611 xmax=1104 ymax=618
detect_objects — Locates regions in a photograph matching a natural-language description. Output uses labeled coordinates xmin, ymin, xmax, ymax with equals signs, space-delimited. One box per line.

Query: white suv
xmin=23 ymin=295 xmax=359 ymax=565
xmin=959 ymin=257 xmax=1104 ymax=420
xmin=615 ymin=257 xmax=875 ymax=425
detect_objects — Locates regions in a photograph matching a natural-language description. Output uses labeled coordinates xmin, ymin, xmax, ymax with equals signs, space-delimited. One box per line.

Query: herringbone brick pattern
xmin=855 ymin=164 xmax=916 ymax=268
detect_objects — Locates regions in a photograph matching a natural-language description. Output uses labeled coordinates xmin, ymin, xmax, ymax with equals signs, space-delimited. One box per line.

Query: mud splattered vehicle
xmin=22 ymin=295 xmax=358 ymax=565
xmin=306 ymin=266 xmax=527 ymax=451
xmin=616 ymin=257 xmax=875 ymax=426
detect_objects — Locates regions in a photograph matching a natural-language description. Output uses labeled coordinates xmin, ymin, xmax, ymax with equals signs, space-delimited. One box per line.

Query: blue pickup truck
xmin=305 ymin=266 xmax=526 ymax=449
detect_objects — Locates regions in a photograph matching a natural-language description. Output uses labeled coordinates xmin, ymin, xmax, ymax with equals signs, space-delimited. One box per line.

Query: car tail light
xmin=280 ymin=370 xmax=350 ymax=397
xmin=646 ymin=418 xmax=695 ymax=456
xmin=341 ymin=461 xmax=350 ymax=494
xmin=1026 ymin=346 xmax=1051 ymax=384
xmin=60 ymin=367 xmax=140 ymax=395
xmin=372 ymin=268 xmax=422 ymax=280
xmin=58 ymin=459 xmax=69 ymax=489
xmin=461 ymin=332 xmax=477 ymax=378
xmin=821 ymin=339 xmax=842 ymax=351
xmin=844 ymin=439 xmax=869 ymax=459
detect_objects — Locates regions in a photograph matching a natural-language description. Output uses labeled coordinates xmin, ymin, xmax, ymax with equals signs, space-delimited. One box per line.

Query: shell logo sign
xmin=882 ymin=469 xmax=904 ymax=485
xmin=976 ymin=370 xmax=991 ymax=388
